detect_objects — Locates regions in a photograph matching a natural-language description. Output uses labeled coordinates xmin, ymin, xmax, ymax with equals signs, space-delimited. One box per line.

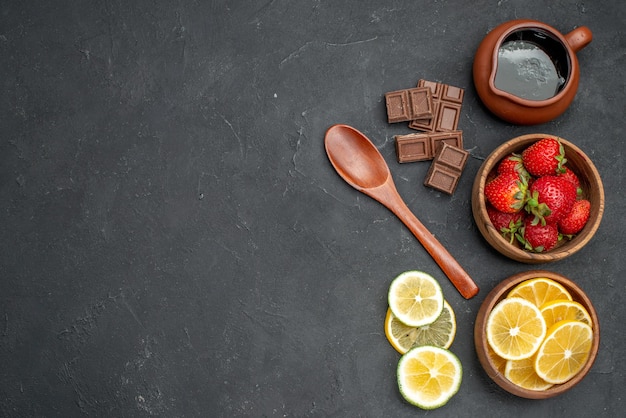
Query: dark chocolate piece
xmin=395 ymin=133 xmax=432 ymax=163
xmin=410 ymin=79 xmax=465 ymax=133
xmin=436 ymin=102 xmax=461 ymax=132
xmin=430 ymin=131 xmax=464 ymax=153
xmin=424 ymin=166 xmax=459 ymax=195
xmin=395 ymin=131 xmax=463 ymax=163
xmin=436 ymin=142 xmax=469 ymax=170
xmin=408 ymin=88 xmax=434 ymax=120
xmin=409 ymin=102 xmax=438 ymax=132
xmin=385 ymin=87 xmax=433 ymax=123
xmin=424 ymin=143 xmax=469 ymax=194
xmin=385 ymin=90 xmax=411 ymax=123
xmin=442 ymin=84 xmax=465 ymax=104
xmin=418 ymin=79 xmax=443 ymax=99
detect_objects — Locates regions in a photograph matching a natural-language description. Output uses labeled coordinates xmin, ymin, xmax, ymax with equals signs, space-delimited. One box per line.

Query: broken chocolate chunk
xmin=385 ymin=87 xmax=433 ymax=123
xmin=424 ymin=143 xmax=469 ymax=194
xmin=410 ymin=79 xmax=465 ymax=132
xmin=395 ymin=131 xmax=463 ymax=163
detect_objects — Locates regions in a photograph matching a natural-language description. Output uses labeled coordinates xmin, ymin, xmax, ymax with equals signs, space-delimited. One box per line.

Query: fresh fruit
xmin=517 ymin=217 xmax=559 ymax=252
xmin=558 ymin=199 xmax=591 ymax=235
xmin=486 ymin=297 xmax=547 ymax=360
xmin=558 ymin=166 xmax=582 ymax=196
xmin=534 ymin=320 xmax=593 ymax=384
xmin=483 ymin=138 xmax=593 ymax=256
xmin=487 ymin=206 xmax=523 ymax=243
xmin=385 ymin=300 xmax=456 ymax=354
xmin=483 ymin=277 xmax=595 ymax=392
xmin=540 ymin=299 xmax=592 ymax=328
xmin=497 ymin=153 xmax=528 ymax=178
xmin=521 ymin=137 xmax=566 ymax=177
xmin=507 ymin=277 xmax=572 ymax=307
xmin=388 ymin=271 xmax=444 ymax=328
xmin=487 ymin=344 xmax=507 ymax=375
xmin=386 ymin=272 xmax=464 ymax=409
xmin=397 ymin=346 xmax=462 ymax=409
xmin=525 ymin=175 xmax=578 ymax=225
xmin=485 ymin=171 xmax=528 ymax=213
xmin=504 ymin=356 xmax=554 ymax=391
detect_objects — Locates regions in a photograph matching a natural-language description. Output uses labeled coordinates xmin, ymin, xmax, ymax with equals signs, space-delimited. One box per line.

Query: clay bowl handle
xmin=565 ymin=26 xmax=592 ymax=53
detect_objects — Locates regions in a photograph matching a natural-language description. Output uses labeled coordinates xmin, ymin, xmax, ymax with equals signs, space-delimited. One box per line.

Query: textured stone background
xmin=1 ymin=1 xmax=624 ymax=416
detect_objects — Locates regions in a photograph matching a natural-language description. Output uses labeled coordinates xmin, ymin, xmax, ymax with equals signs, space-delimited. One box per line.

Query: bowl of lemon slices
xmin=474 ymin=270 xmax=600 ymax=399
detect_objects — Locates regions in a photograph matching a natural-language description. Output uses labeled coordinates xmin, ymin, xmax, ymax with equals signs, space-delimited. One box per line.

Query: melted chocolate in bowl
xmin=494 ymin=29 xmax=571 ymax=101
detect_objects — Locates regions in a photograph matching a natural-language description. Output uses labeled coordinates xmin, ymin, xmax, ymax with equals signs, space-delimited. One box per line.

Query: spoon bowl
xmin=325 ymin=127 xmax=389 ymax=190
xmin=324 ymin=124 xmax=479 ymax=299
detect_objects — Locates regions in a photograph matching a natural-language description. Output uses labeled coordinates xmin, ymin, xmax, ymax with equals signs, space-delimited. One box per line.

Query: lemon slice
xmin=388 ymin=271 xmax=444 ymax=328
xmin=505 ymin=357 xmax=554 ymax=391
xmin=507 ymin=277 xmax=572 ymax=307
xmin=397 ymin=346 xmax=462 ymax=410
xmin=534 ymin=320 xmax=593 ymax=384
xmin=540 ymin=299 xmax=592 ymax=329
xmin=486 ymin=297 xmax=547 ymax=360
xmin=486 ymin=344 xmax=507 ymax=375
xmin=385 ymin=300 xmax=456 ymax=354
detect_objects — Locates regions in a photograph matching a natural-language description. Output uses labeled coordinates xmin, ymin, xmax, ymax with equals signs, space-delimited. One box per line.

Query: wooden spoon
xmin=324 ymin=124 xmax=478 ymax=299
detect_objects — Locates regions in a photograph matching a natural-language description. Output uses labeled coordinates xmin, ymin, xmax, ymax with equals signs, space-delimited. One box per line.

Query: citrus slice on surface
xmin=540 ymin=299 xmax=592 ymax=329
xmin=397 ymin=346 xmax=462 ymax=410
xmin=507 ymin=277 xmax=572 ymax=307
xmin=388 ymin=271 xmax=444 ymax=328
xmin=505 ymin=357 xmax=554 ymax=391
xmin=534 ymin=320 xmax=593 ymax=384
xmin=385 ymin=300 xmax=456 ymax=354
xmin=486 ymin=297 xmax=547 ymax=360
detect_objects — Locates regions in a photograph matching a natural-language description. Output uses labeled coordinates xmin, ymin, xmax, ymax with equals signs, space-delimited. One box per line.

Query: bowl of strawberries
xmin=472 ymin=133 xmax=604 ymax=263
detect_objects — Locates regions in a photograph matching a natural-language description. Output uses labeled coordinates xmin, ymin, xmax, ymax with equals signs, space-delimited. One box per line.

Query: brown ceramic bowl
xmin=472 ymin=133 xmax=604 ymax=263
xmin=474 ymin=270 xmax=600 ymax=399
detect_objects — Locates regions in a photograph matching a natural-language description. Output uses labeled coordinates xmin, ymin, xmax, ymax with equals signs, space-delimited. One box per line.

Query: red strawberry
xmin=521 ymin=137 xmax=566 ymax=176
xmin=518 ymin=217 xmax=559 ymax=252
xmin=558 ymin=167 xmax=583 ymax=197
xmin=487 ymin=205 xmax=523 ymax=243
xmin=497 ymin=153 xmax=528 ymax=177
xmin=525 ymin=175 xmax=577 ymax=225
xmin=559 ymin=166 xmax=580 ymax=188
xmin=485 ymin=171 xmax=528 ymax=213
xmin=558 ymin=199 xmax=591 ymax=235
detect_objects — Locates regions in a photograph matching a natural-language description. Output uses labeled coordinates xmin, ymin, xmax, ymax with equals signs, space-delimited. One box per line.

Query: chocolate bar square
xmin=436 ymin=142 xmax=469 ymax=170
xmin=424 ymin=143 xmax=469 ymax=194
xmin=395 ymin=130 xmax=463 ymax=163
xmin=409 ymin=102 xmax=439 ymax=132
xmin=410 ymin=80 xmax=465 ymax=133
xmin=441 ymin=84 xmax=465 ymax=104
xmin=436 ymin=102 xmax=461 ymax=132
xmin=408 ymin=87 xmax=434 ymax=120
xmin=385 ymin=90 xmax=411 ymax=123
xmin=385 ymin=87 xmax=434 ymax=123
xmin=395 ymin=133 xmax=432 ymax=163
xmin=429 ymin=131 xmax=463 ymax=153
xmin=425 ymin=167 xmax=460 ymax=195
xmin=418 ymin=79 xmax=443 ymax=99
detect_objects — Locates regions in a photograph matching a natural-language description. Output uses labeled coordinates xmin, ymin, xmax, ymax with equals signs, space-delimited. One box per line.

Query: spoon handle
xmin=383 ymin=189 xmax=479 ymax=299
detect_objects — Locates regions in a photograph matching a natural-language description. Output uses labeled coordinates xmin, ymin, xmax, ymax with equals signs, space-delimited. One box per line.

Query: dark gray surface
xmin=1 ymin=1 xmax=624 ymax=416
